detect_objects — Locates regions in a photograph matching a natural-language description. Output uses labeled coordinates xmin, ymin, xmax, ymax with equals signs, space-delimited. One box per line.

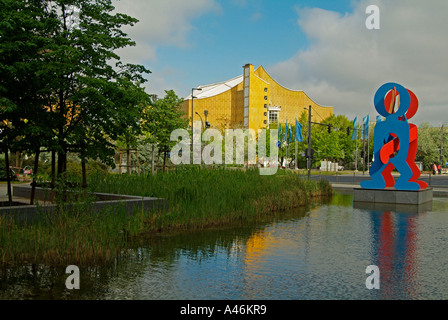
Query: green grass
xmin=0 ymin=166 xmax=333 ymax=266
xmin=88 ymin=166 xmax=333 ymax=231
xmin=0 ymin=200 xmax=142 ymax=267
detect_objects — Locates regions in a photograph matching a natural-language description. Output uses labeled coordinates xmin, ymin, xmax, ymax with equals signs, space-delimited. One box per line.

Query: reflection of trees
xmin=330 ymin=193 xmax=353 ymax=207
xmin=431 ymin=198 xmax=448 ymax=213
xmin=0 ymin=225 xmax=267 ymax=299
xmin=0 ymin=203 xmax=317 ymax=299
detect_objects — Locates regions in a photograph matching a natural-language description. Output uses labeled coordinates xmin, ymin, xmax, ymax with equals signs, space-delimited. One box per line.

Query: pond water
xmin=1 ymin=193 xmax=448 ymax=300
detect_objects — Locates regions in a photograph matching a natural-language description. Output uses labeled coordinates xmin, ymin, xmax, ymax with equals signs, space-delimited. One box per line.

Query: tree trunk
xmin=127 ymin=144 xmax=131 ymax=174
xmin=5 ymin=148 xmax=12 ymax=206
xmin=20 ymin=155 xmax=24 ymax=169
xmin=156 ymin=150 xmax=162 ymax=173
xmin=136 ymin=149 xmax=140 ymax=175
xmin=30 ymin=148 xmax=40 ymax=205
xmin=81 ymin=160 xmax=87 ymax=188
xmin=119 ymin=152 xmax=122 ymax=174
xmin=57 ymin=149 xmax=67 ymax=181
xmin=151 ymin=144 xmax=155 ymax=175
xmin=51 ymin=150 xmax=56 ymax=189
xmin=18 ymin=151 xmax=24 ymax=169
xmin=163 ymin=151 xmax=167 ymax=173
xmin=57 ymin=88 xmax=65 ymax=177
xmin=63 ymin=152 xmax=67 ymax=173
xmin=57 ymin=150 xmax=63 ymax=176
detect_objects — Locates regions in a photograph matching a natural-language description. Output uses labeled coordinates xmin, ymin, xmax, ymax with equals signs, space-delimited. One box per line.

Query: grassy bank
xmin=88 ymin=166 xmax=332 ymax=230
xmin=0 ymin=167 xmax=332 ymax=266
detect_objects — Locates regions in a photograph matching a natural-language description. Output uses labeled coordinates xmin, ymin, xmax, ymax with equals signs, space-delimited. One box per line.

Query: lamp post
xmin=191 ymin=88 xmax=202 ymax=163
xmin=191 ymin=87 xmax=202 ymax=128
xmin=195 ymin=112 xmax=204 ymax=131
xmin=305 ymin=105 xmax=312 ymax=180
xmin=204 ymin=109 xmax=209 ymax=128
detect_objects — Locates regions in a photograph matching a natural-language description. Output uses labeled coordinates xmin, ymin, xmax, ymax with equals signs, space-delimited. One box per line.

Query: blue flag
xmin=351 ymin=116 xmax=358 ymax=140
xmin=288 ymin=122 xmax=293 ymax=143
xmin=285 ymin=120 xmax=289 ymax=143
xmin=295 ymin=120 xmax=303 ymax=142
xmin=363 ymin=115 xmax=369 ymax=139
xmin=279 ymin=123 xmax=283 ymax=144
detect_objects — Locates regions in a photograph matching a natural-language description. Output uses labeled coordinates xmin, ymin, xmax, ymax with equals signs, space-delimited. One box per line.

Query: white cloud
xmin=269 ymin=0 xmax=448 ymax=125
xmin=143 ymin=66 xmax=188 ymax=98
xmin=111 ymin=0 xmax=221 ymax=96
xmin=113 ymin=0 xmax=221 ymax=57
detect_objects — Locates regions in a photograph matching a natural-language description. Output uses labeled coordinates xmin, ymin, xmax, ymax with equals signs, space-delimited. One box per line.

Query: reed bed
xmin=0 ymin=166 xmax=332 ymax=266
xmin=87 ymin=166 xmax=333 ymax=231
xmin=0 ymin=204 xmax=139 ymax=267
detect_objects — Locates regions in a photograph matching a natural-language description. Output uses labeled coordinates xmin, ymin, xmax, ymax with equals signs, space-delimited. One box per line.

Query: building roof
xmin=185 ymin=75 xmax=243 ymax=100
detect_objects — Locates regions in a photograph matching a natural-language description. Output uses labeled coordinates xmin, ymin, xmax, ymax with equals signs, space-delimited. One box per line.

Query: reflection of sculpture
xmin=361 ymin=83 xmax=428 ymax=191
xmin=370 ymin=211 xmax=418 ymax=299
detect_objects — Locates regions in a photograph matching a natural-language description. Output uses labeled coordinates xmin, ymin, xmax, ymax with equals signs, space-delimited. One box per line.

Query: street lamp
xmin=204 ymin=109 xmax=209 ymax=128
xmin=305 ymin=106 xmax=312 ymax=179
xmin=191 ymin=87 xmax=202 ymax=128
xmin=195 ymin=112 xmax=204 ymax=131
xmin=191 ymin=88 xmax=202 ymax=165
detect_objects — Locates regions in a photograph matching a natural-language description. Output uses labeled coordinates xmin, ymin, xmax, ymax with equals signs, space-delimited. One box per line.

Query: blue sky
xmin=159 ymin=1 xmax=333 ymax=89
xmin=148 ymin=0 xmax=354 ymax=96
xmin=113 ymin=0 xmax=448 ymax=125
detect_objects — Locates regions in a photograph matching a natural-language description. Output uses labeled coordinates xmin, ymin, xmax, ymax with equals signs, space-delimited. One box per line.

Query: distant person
xmin=433 ymin=163 xmax=437 ymax=175
xmin=438 ymin=164 xmax=442 ymax=175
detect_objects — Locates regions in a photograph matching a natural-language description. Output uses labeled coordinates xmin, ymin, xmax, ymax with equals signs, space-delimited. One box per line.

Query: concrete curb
xmin=0 ymin=185 xmax=168 ymax=224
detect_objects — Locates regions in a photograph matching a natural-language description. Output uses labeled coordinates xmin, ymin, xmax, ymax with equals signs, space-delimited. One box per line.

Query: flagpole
xmin=286 ymin=120 xmax=288 ymax=167
xmin=277 ymin=115 xmax=280 ymax=168
xmin=295 ymin=121 xmax=298 ymax=170
xmin=307 ymin=105 xmax=312 ymax=179
xmin=362 ymin=123 xmax=366 ymax=175
xmin=355 ymin=121 xmax=358 ymax=172
xmin=353 ymin=115 xmax=358 ymax=172
xmin=367 ymin=116 xmax=370 ymax=171
xmin=286 ymin=119 xmax=288 ymax=168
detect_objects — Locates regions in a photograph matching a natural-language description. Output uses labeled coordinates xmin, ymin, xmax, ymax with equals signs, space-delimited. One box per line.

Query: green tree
xmin=142 ymin=90 xmax=188 ymax=172
xmin=416 ymin=122 xmax=448 ymax=171
xmin=1 ymin=0 xmax=150 ymax=201
xmin=0 ymin=0 xmax=56 ymax=203
xmin=296 ymin=114 xmax=355 ymax=169
xmin=39 ymin=0 xmax=150 ymax=179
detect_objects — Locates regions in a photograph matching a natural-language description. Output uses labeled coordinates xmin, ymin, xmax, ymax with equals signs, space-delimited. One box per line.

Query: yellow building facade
xmin=182 ymin=63 xmax=333 ymax=131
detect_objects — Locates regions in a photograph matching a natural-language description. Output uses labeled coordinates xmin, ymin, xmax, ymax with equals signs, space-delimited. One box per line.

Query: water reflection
xmin=369 ymin=210 xmax=419 ymax=299
xmin=1 ymin=195 xmax=448 ymax=300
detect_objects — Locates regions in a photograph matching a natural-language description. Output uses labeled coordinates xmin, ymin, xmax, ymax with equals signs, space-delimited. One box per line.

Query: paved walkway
xmin=0 ymin=183 xmax=31 ymax=204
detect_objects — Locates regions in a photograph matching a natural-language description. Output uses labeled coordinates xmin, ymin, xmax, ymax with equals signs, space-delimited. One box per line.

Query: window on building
xmin=264 ymin=87 xmax=268 ymax=92
xmin=269 ymin=111 xmax=278 ymax=124
xmin=264 ymin=96 xmax=268 ymax=100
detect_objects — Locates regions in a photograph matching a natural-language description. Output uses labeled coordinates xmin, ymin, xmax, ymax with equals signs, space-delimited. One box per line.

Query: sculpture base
xmin=353 ymin=187 xmax=433 ymax=205
xmin=353 ymin=187 xmax=433 ymax=213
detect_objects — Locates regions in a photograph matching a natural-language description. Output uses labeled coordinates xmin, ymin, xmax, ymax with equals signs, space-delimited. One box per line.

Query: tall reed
xmin=0 ymin=166 xmax=332 ymax=266
xmin=88 ymin=166 xmax=333 ymax=231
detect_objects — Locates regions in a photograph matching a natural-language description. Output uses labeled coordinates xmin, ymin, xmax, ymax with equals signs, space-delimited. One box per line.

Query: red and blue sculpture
xmin=361 ymin=83 xmax=428 ymax=191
